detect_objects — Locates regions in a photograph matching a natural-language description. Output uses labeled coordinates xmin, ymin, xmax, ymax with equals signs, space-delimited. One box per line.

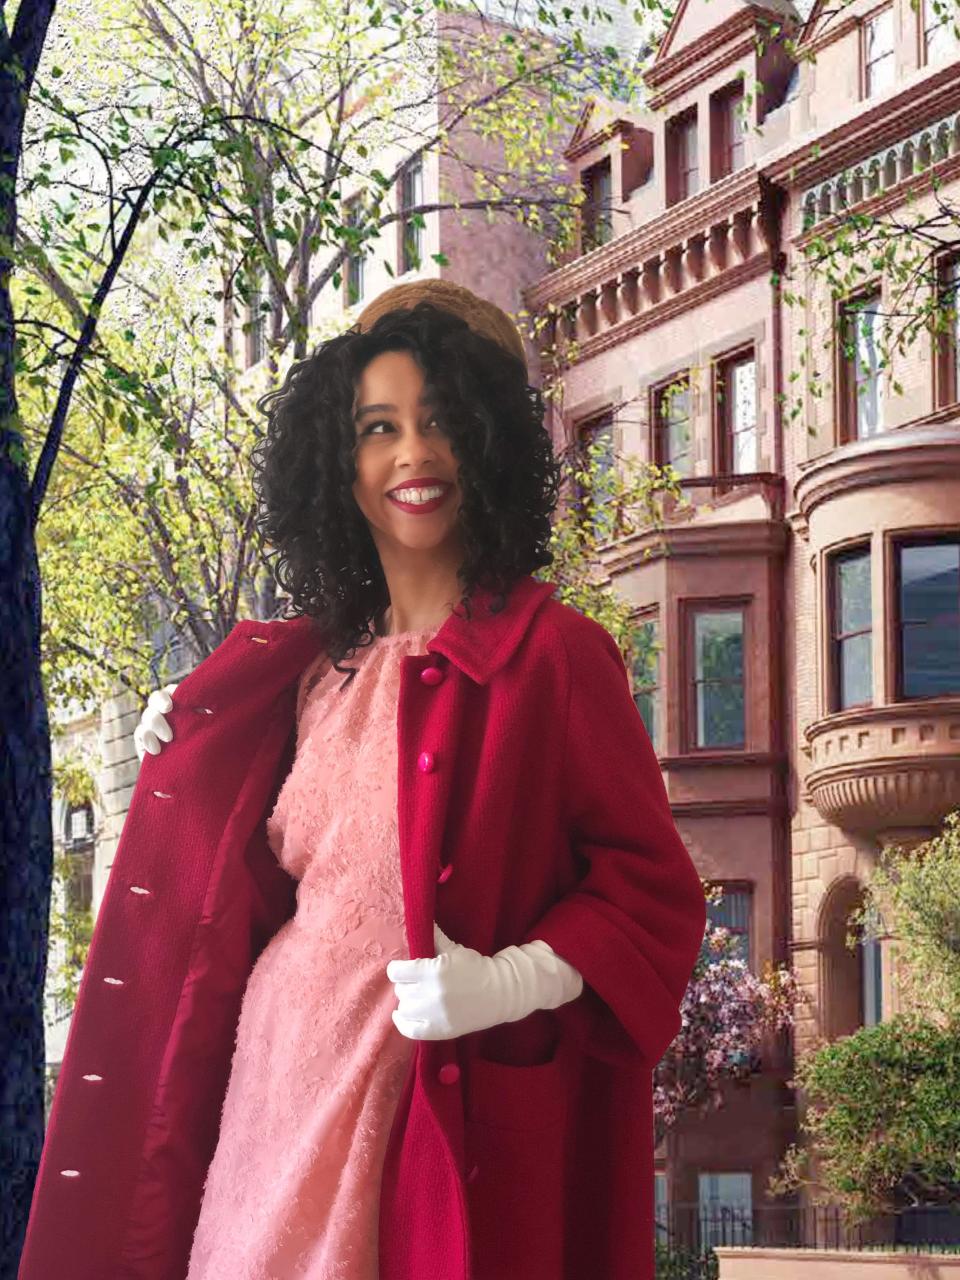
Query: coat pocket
xmin=465 ymin=1045 xmax=567 ymax=1131
xmin=463 ymin=1030 xmax=572 ymax=1279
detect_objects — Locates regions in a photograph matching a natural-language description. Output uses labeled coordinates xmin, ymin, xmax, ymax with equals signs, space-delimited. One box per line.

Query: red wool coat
xmin=19 ymin=573 xmax=706 ymax=1280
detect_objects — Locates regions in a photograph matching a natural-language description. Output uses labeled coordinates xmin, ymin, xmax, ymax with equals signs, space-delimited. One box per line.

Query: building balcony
xmin=597 ymin=472 xmax=786 ymax=576
xmin=802 ymin=698 xmax=960 ymax=840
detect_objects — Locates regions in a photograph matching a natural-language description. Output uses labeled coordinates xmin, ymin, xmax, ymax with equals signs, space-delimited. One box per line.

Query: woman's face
xmin=351 ymin=348 xmax=463 ymax=560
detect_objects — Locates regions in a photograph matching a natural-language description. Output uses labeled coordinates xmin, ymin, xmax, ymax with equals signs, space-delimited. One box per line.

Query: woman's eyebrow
xmin=353 ymin=392 xmax=437 ymax=423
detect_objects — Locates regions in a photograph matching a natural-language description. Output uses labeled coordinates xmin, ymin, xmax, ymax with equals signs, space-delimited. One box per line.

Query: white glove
xmin=133 ymin=683 xmax=179 ymax=762
xmin=387 ymin=922 xmax=584 ymax=1041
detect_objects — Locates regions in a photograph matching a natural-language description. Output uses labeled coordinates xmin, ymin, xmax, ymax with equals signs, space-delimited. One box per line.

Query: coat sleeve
xmin=520 ymin=614 xmax=706 ymax=1068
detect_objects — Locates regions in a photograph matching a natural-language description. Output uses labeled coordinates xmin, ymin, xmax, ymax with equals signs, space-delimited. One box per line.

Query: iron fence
xmin=655 ymin=1201 xmax=960 ymax=1258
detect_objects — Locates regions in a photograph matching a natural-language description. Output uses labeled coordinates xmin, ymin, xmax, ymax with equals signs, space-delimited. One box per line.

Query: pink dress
xmin=186 ymin=623 xmax=439 ymax=1280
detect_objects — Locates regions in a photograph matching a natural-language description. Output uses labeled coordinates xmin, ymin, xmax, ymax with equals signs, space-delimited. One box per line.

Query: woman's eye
xmin=364 ymin=417 xmax=442 ymax=436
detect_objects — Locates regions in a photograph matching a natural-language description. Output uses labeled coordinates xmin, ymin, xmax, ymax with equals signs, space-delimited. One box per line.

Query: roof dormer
xmin=565 ymin=98 xmax=655 ymax=253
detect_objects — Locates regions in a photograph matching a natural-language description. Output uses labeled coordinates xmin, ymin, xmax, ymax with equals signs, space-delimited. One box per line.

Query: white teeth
xmin=391 ymin=486 xmax=446 ymax=504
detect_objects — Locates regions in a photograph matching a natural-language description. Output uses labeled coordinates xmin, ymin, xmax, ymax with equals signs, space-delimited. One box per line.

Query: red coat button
xmin=417 ymin=750 xmax=435 ymax=773
xmin=437 ymin=863 xmax=453 ymax=884
xmin=438 ymin=1063 xmax=460 ymax=1085
xmin=420 ymin=665 xmax=444 ymax=686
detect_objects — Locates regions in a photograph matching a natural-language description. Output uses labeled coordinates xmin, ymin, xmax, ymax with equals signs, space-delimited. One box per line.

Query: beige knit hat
xmin=354 ymin=279 xmax=527 ymax=366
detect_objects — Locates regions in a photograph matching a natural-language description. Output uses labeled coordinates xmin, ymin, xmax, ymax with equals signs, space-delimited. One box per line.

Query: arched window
xmin=820 ymin=878 xmax=883 ymax=1038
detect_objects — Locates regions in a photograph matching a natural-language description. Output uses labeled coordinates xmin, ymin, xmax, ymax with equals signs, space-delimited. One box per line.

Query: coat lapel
xmin=423 ymin=574 xmax=558 ymax=684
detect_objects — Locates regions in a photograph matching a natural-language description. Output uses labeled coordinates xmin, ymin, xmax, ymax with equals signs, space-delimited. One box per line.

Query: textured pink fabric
xmin=186 ymin=624 xmax=439 ymax=1280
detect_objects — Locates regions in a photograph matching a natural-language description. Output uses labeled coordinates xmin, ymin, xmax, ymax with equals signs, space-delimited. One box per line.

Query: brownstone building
xmin=523 ymin=0 xmax=960 ymax=1250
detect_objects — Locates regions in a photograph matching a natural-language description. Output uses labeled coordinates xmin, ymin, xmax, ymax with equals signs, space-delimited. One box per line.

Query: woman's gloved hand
xmin=133 ymin=683 xmax=179 ymax=763
xmin=387 ymin=922 xmax=584 ymax=1041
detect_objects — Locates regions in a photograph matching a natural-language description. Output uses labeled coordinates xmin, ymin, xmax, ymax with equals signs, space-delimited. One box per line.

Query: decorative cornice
xmin=796 ymin=102 xmax=960 ymax=235
xmin=525 ymin=167 xmax=763 ymax=309
xmin=793 ymin=422 xmax=960 ymax=521
xmin=761 ymin=59 xmax=960 ymax=190
xmin=797 ymin=149 xmax=960 ymax=245
xmin=569 ymin=255 xmax=774 ymax=363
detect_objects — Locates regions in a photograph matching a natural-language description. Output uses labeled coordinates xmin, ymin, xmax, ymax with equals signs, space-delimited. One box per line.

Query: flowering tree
xmin=654 ymin=884 xmax=803 ymax=1145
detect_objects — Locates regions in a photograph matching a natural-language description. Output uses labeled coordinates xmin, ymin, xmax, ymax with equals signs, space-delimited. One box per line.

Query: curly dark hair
xmin=250 ymin=300 xmax=563 ymax=690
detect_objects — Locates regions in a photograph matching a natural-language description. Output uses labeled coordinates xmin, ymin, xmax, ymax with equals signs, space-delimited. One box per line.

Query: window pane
xmin=599 ymin=183 xmax=612 ymax=242
xmin=584 ymin=160 xmax=613 ymax=247
xmin=635 ymin=690 xmax=656 ymax=743
xmin=699 ymin=683 xmax=745 ymax=746
xmin=700 ymin=1172 xmax=752 ymax=1210
xmin=834 ymin=549 xmax=872 ymax=707
xmin=632 ymin=619 xmax=659 ymax=746
xmin=682 ymin=116 xmax=699 ymax=197
xmin=586 ymin=418 xmax=616 ymax=538
xmin=668 ymin=420 xmax=692 ymax=475
xmin=655 ymin=1172 xmax=669 ymax=1245
xmin=686 ymin=119 xmax=698 ymax=167
xmin=851 ymin=296 xmax=884 ymax=436
xmin=901 ymin=542 xmax=959 ymax=622
xmin=862 ymin=935 xmax=882 ymax=1026
xmin=709 ymin=888 xmax=750 ymax=931
xmin=401 ymin=157 xmax=423 ymax=271
xmin=660 ymin=381 xmax=692 ymax=475
xmin=840 ymin=632 xmax=873 ymax=705
xmin=696 ymin=610 xmax=743 ymax=681
xmin=695 ymin=611 xmax=745 ymax=747
xmin=925 ymin=0 xmax=960 ymax=61
xmin=346 ymin=201 xmax=364 ymax=304
xmin=706 ymin=889 xmax=750 ymax=966
xmin=665 ymin=382 xmax=690 ymax=425
xmin=868 ymin=49 xmax=896 ymax=96
xmin=731 ymin=357 xmax=757 ymax=472
xmin=866 ymin=8 xmax=894 ymax=61
xmin=901 ymin=542 xmax=960 ymax=694
xmin=401 ymin=156 xmax=422 ymax=208
xmin=731 ymin=98 xmax=745 ymax=168
xmin=68 ymin=805 xmax=92 ymax=841
xmin=733 ymin=428 xmax=757 ymax=473
xmin=633 ymin=619 xmax=659 ymax=685
xmin=938 ymin=257 xmax=960 ymax=402
xmin=837 ymin=551 xmax=871 ymax=633
xmin=901 ymin=624 xmax=960 ymax=695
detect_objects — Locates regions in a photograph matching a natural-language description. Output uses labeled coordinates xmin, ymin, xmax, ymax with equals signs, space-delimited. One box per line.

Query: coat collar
xmin=264 ymin=573 xmax=558 ymax=686
xmin=423 ymin=573 xmax=558 ymax=684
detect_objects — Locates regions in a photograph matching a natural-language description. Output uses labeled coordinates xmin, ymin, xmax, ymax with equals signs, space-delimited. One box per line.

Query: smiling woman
xmin=248 ymin=291 xmax=562 ymax=687
xmin=19 ymin=280 xmax=706 ymax=1280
